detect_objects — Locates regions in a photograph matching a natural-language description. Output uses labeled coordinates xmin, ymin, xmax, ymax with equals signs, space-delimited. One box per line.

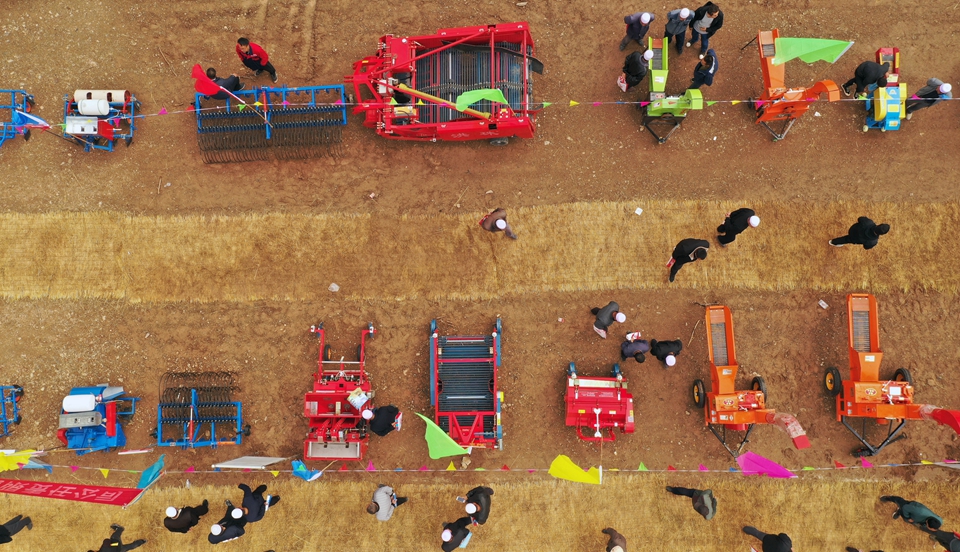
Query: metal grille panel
xmin=852 ymin=311 xmax=872 ymax=352
xmin=711 ymin=323 xmax=728 ymax=366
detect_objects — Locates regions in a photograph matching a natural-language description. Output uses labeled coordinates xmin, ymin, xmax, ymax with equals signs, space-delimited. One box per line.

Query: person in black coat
xmin=239 ymin=484 xmax=280 ymax=523
xmin=590 ymin=301 xmax=626 ymax=338
xmin=666 ymin=486 xmax=717 ymax=520
xmin=690 ymin=50 xmax=718 ymax=89
xmin=621 ymin=50 xmax=650 ymax=90
xmin=366 ymin=405 xmax=400 ymax=436
xmin=463 ymin=486 xmax=494 ymax=525
xmin=842 ymin=61 xmax=890 ymax=98
xmin=90 ymin=524 xmax=145 ymax=552
xmin=717 ymin=208 xmax=759 ymax=245
xmin=164 ymin=500 xmax=209 ymax=533
xmin=650 ymin=339 xmax=682 ymax=367
xmin=208 ymin=505 xmax=247 ymax=545
xmin=602 ymin=527 xmax=628 ymax=552
xmin=0 ymin=515 xmax=31 ymax=545
xmin=668 ymin=238 xmax=710 ymax=282
xmin=829 ymin=217 xmax=889 ymax=249
xmin=440 ymin=517 xmax=472 ymax=552
xmin=742 ymin=526 xmax=793 ymax=552
xmin=687 ymin=2 xmax=724 ymax=58
xmin=205 ymin=68 xmax=245 ymax=100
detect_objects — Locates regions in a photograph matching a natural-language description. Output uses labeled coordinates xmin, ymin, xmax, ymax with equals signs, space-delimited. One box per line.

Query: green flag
xmin=771 ymin=38 xmax=854 ymax=66
xmin=454 ymin=89 xmax=508 ymax=112
xmin=415 ymin=413 xmax=468 ymax=459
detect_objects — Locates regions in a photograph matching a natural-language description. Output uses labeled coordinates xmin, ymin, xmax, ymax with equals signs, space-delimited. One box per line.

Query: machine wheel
xmin=824 ymin=367 xmax=842 ymax=396
xmin=13 ymin=414 xmax=21 ymax=425
xmin=149 ymin=429 xmax=158 ymax=439
xmin=13 ymin=386 xmax=23 ymax=401
xmin=241 ymin=424 xmax=251 ymax=436
xmin=323 ymin=344 xmax=331 ymax=361
xmin=356 ymin=344 xmax=362 ymax=361
xmin=124 ymin=137 xmax=133 ymax=147
xmin=751 ymin=376 xmax=768 ymax=398
xmin=611 ymin=363 xmax=622 ymax=379
xmin=25 ymin=97 xmax=35 ymax=112
xmin=567 ymin=362 xmax=577 ymax=378
xmin=692 ymin=379 xmax=706 ymax=408
xmin=862 ymin=125 xmax=869 ymax=132
xmin=22 ymin=129 xmax=31 ymax=142
xmin=852 ymin=447 xmax=872 ymax=458
xmin=894 ymin=368 xmax=913 ymax=386
xmin=489 ymin=137 xmax=509 ymax=146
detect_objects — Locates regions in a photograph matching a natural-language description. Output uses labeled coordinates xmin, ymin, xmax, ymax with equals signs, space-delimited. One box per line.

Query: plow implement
xmin=565 ymin=363 xmax=634 ymax=442
xmin=153 ymin=371 xmax=249 ymax=449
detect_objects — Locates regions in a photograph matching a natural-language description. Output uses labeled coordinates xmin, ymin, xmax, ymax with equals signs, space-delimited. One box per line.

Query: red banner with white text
xmin=0 ymin=478 xmax=142 ymax=506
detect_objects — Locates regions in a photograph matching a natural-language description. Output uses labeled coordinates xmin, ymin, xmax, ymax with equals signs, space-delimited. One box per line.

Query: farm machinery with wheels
xmin=824 ymin=293 xmax=960 ymax=457
xmin=303 ymin=322 xmax=377 ymax=462
xmin=0 ymin=385 xmax=24 ymax=438
xmin=348 ymin=22 xmax=542 ymax=145
xmin=862 ymin=48 xmax=906 ymax=133
xmin=0 ymin=90 xmax=43 ymax=148
xmin=57 ymin=385 xmax=139 ymax=455
xmin=565 ymin=363 xmax=634 ymax=442
xmin=430 ymin=318 xmax=504 ymax=450
xmin=641 ymin=36 xmax=703 ymax=144
xmin=153 ymin=372 xmax=249 ymax=449
xmin=693 ymin=305 xmax=809 ymax=457
xmin=63 ymin=90 xmax=140 ymax=152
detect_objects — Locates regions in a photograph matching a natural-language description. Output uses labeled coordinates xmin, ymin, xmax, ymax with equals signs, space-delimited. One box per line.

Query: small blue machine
xmin=864 ymin=48 xmax=905 ymax=132
xmin=154 ymin=372 xmax=249 ymax=449
xmin=62 ymin=89 xmax=140 ymax=152
xmin=194 ymin=84 xmax=347 ymax=163
xmin=57 ymin=385 xmax=139 ymax=455
xmin=0 ymin=385 xmax=24 ymax=437
xmin=0 ymin=90 xmax=38 ymax=148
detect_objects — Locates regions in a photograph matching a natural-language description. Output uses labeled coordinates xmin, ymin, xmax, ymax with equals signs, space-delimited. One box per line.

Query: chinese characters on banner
xmin=0 ymin=478 xmax=142 ymax=506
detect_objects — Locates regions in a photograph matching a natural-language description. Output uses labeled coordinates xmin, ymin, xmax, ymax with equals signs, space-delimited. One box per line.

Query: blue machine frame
xmin=194 ymin=84 xmax=348 ymax=163
xmin=0 ymin=90 xmax=37 ymax=148
xmin=154 ymin=372 xmax=249 ymax=449
xmin=0 ymin=385 xmax=23 ymax=437
xmin=62 ymin=91 xmax=140 ymax=152
xmin=57 ymin=385 xmax=139 ymax=455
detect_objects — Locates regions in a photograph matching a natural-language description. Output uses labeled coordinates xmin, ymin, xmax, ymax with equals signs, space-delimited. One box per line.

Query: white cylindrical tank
xmin=77 ymin=99 xmax=110 ymax=116
xmin=73 ymin=90 xmax=130 ymax=104
xmin=62 ymin=394 xmax=97 ymax=413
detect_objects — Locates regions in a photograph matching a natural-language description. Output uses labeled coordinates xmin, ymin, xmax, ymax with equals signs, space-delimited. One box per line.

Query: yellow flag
xmin=253 ymin=101 xmax=262 ymax=107
xmin=0 ymin=450 xmax=36 ymax=472
xmin=100 ymin=468 xmax=110 ymax=478
xmin=731 ymin=100 xmax=741 ymax=105
xmin=569 ymin=100 xmax=580 ymax=107
xmin=446 ymin=461 xmax=456 ymax=471
xmin=548 ymin=455 xmax=600 ymax=484
xmin=270 ymin=471 xmax=280 ymax=477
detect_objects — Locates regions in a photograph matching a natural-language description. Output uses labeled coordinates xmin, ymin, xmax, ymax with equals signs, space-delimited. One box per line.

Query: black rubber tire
xmin=323 ymin=344 xmax=331 ymax=362
xmin=894 ymin=368 xmax=913 ymax=386
xmin=13 ymin=415 xmax=21 ymax=425
xmin=242 ymin=424 xmax=251 ymax=437
xmin=751 ymin=376 xmax=768 ymax=399
xmin=824 ymin=367 xmax=842 ymax=396
xmin=489 ymin=137 xmax=509 ymax=146
xmin=356 ymin=344 xmax=362 ymax=361
xmin=693 ymin=379 xmax=706 ymax=409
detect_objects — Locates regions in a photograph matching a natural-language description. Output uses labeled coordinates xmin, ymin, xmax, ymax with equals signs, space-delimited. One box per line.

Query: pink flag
xmin=737 ymin=451 xmax=797 ymax=479
xmin=333 ymin=99 xmax=343 ymax=105
xmin=860 ymin=458 xmax=873 ymax=468
xmin=698 ymin=464 xmax=708 ymax=472
xmin=185 ymin=466 xmax=195 ymax=473
xmin=158 ymin=107 xmax=168 ymax=115
xmin=418 ymin=465 xmax=428 ymax=471
xmin=70 ymin=466 xmax=79 ymax=473
xmin=592 ymin=102 xmax=602 ymax=106
xmin=366 ymin=461 xmax=375 ymax=472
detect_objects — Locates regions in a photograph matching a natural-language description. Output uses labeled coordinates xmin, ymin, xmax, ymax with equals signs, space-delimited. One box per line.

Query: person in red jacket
xmin=236 ymin=37 xmax=278 ymax=83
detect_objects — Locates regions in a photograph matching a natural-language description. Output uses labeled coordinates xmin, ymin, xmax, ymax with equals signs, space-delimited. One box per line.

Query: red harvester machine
xmin=824 ymin=294 xmax=960 ymax=457
xmin=693 ymin=306 xmax=810 ymax=457
xmin=347 ymin=22 xmax=542 ymax=145
xmin=565 ymin=362 xmax=635 ymax=442
xmin=303 ymin=322 xmax=376 ymax=462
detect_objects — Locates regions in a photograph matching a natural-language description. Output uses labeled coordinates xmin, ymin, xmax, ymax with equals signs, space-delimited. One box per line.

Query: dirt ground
xmin=2 ymin=0 xmax=960 ymax=548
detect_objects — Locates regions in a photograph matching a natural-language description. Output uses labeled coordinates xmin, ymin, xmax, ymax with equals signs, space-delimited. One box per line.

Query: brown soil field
xmin=2 ymin=0 xmax=960 ymax=550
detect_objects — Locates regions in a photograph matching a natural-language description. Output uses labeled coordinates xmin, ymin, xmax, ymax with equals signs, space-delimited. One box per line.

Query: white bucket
xmin=78 ymin=99 xmax=110 ymax=116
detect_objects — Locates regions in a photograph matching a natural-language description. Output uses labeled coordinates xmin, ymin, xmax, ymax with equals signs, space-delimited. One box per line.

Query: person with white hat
xmin=207 ymin=505 xmax=246 ymax=545
xmin=367 ymin=484 xmax=409 ymax=522
xmin=163 ymin=499 xmax=209 ymax=533
xmin=90 ymin=524 xmax=146 ymax=552
xmin=237 ymin=483 xmax=280 ymax=523
xmin=479 ymin=208 xmax=518 ymax=240
xmin=601 ymin=527 xmax=628 ymax=552
xmin=906 ymin=78 xmax=953 ymax=119
xmin=716 ymin=208 xmax=760 ymax=247
xmin=458 ymin=486 xmax=494 ymax=525
xmin=620 ymin=11 xmax=656 ymax=51
xmin=621 ymin=49 xmax=654 ymax=91
xmin=441 ymin=517 xmax=472 ymax=551
xmin=591 ymin=301 xmax=626 ymax=339
xmin=663 ymin=7 xmax=694 ymax=55
xmin=365 ymin=405 xmax=401 ymax=436
xmin=668 ymin=238 xmax=709 ymax=283
xmin=650 ymin=339 xmax=682 ymax=368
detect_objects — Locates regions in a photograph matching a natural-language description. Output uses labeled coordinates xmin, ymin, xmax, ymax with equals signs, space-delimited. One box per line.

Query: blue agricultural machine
xmin=863 ymin=48 xmax=905 ymax=133
xmin=57 ymin=385 xmax=139 ymax=455
xmin=430 ymin=318 xmax=504 ymax=451
xmin=153 ymin=372 xmax=249 ymax=449
xmin=63 ymin=90 xmax=140 ymax=152
xmin=0 ymin=89 xmax=40 ymax=147
xmin=193 ymin=84 xmax=348 ymax=163
xmin=0 ymin=385 xmax=24 ymax=437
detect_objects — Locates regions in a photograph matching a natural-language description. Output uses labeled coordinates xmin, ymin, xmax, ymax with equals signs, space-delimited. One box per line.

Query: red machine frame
xmin=303 ymin=322 xmax=376 ymax=462
xmin=824 ymin=294 xmax=960 ymax=457
xmin=347 ymin=22 xmax=540 ymax=143
xmin=565 ymin=363 xmax=634 ymax=442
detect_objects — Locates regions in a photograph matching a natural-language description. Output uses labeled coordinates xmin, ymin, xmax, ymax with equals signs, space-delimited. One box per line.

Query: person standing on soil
xmin=620 ymin=12 xmax=655 ymax=51
xmin=591 ymin=301 xmax=626 ymax=339
xmin=367 ymin=484 xmax=409 ymax=522
xmin=620 ymin=333 xmax=650 ymax=363
xmin=668 ymin=238 xmax=709 ymax=282
xmin=164 ymin=499 xmax=209 ymax=533
xmin=458 ymin=486 xmax=494 ymax=525
xmin=828 ymin=217 xmax=889 ymax=249
xmin=921 ymin=529 xmax=960 ymax=551
xmin=238 ymin=483 xmax=280 ymax=523
xmin=687 ymin=2 xmax=723 ymax=60
xmin=906 ymin=79 xmax=952 ymax=119
xmin=742 ymin=526 xmax=793 ymax=552
xmin=689 ymin=49 xmax=718 ymax=89
xmin=90 ymin=524 xmax=146 ymax=552
xmin=204 ymin=68 xmax=245 ymax=100
xmin=364 ymin=405 xmax=401 ymax=436
xmin=880 ymin=495 xmax=943 ymax=530
xmin=602 ymin=527 xmax=628 ymax=552
xmin=0 ymin=514 xmax=32 ymax=545
xmin=665 ymin=486 xmax=717 ymax=520
xmin=841 ymin=61 xmax=890 ymax=98
xmin=650 ymin=339 xmax=682 ymax=368
xmin=621 ymin=50 xmax=652 ymax=91
xmin=441 ymin=517 xmax=472 ymax=551
xmin=208 ymin=504 xmax=246 ymax=545
xmin=479 ymin=208 xmax=518 ymax=240
xmin=716 ymin=208 xmax=759 ymax=246
xmin=664 ymin=8 xmax=694 ymax=55
xmin=236 ymin=37 xmax=278 ymax=83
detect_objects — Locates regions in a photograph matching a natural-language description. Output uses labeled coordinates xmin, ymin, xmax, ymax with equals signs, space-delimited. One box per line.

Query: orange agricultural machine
xmin=749 ymin=29 xmax=850 ymax=141
xmin=693 ymin=305 xmax=810 ymax=457
xmin=824 ymin=294 xmax=960 ymax=457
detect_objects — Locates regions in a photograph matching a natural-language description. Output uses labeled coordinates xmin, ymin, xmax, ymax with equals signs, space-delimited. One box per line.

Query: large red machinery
xmin=430 ymin=318 xmax=504 ymax=450
xmin=824 ymin=294 xmax=960 ymax=457
xmin=565 ymin=363 xmax=634 ymax=442
xmin=347 ymin=22 xmax=542 ymax=144
xmin=303 ymin=322 xmax=376 ymax=462
xmin=693 ymin=306 xmax=810 ymax=457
